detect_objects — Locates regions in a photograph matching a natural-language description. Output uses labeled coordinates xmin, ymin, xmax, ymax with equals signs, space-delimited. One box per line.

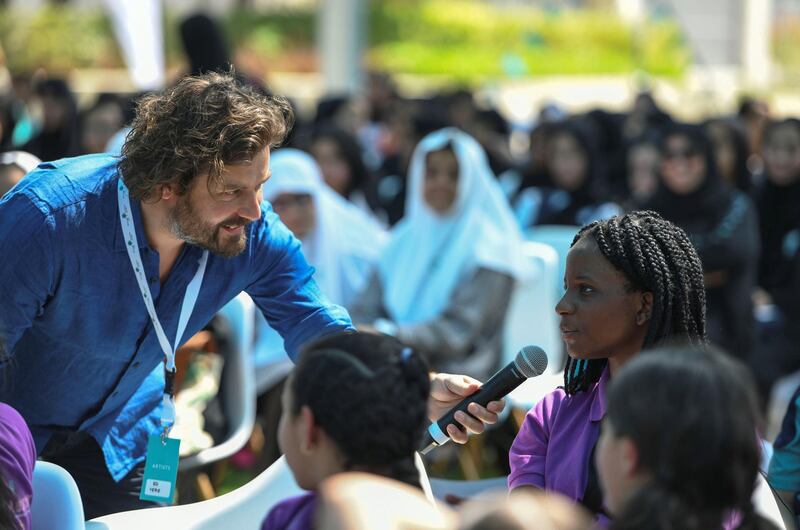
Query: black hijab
xmin=535 ymin=118 xmax=609 ymax=225
xmin=645 ymin=123 xmax=733 ymax=227
xmin=180 ymin=13 xmax=231 ymax=76
xmin=758 ymin=119 xmax=800 ymax=256
xmin=704 ymin=117 xmax=754 ymax=195
xmin=22 ymin=79 xmax=80 ymax=162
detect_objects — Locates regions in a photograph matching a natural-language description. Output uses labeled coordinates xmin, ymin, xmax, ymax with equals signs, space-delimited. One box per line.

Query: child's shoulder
xmin=261 ymin=492 xmax=317 ymax=530
xmin=529 ymin=379 xmax=603 ymax=424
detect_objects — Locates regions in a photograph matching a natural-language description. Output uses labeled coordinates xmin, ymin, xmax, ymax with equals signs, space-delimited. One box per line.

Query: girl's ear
xmin=636 ymin=292 xmax=654 ymax=326
xmin=299 ymin=405 xmax=320 ymax=454
xmin=620 ymin=436 xmax=642 ymax=477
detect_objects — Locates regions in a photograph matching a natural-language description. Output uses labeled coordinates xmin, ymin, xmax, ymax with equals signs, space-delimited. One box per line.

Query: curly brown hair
xmin=119 ymin=72 xmax=293 ymax=201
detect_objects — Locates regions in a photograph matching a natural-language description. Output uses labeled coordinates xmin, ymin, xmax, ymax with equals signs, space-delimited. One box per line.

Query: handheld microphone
xmin=419 ymin=345 xmax=548 ymax=455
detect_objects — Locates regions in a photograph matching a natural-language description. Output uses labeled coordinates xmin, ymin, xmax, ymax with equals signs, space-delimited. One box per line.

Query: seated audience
xmin=264 ymin=148 xmax=386 ymax=308
xmin=645 ymin=124 xmax=759 ymax=361
xmin=350 ymin=128 xmax=529 ymax=380
xmin=704 ymin=117 xmax=754 ymax=195
xmin=753 ymin=118 xmax=800 ymax=401
xmin=514 ymin=120 xmax=619 ymax=229
xmin=22 ymin=79 xmax=80 ymax=162
xmin=310 ymin=126 xmax=382 ymax=221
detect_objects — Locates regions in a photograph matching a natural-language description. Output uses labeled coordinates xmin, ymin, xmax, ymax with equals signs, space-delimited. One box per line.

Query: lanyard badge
xmin=117 ymin=180 xmax=208 ymax=503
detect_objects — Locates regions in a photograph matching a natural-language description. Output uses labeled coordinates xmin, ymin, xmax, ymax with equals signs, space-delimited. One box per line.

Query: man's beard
xmin=168 ymin=196 xmax=250 ymax=258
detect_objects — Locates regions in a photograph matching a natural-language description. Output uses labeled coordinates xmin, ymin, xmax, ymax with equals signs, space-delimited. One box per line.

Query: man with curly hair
xmin=0 ymin=73 xmax=503 ymax=518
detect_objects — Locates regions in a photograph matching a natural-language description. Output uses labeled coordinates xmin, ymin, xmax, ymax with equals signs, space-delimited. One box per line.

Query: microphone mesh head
xmin=514 ymin=346 xmax=548 ymax=378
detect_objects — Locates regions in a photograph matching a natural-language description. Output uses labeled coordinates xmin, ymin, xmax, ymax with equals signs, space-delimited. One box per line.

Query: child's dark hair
xmin=563 ymin=211 xmax=707 ymax=394
xmin=289 ymin=332 xmax=431 ymax=488
xmin=606 ymin=346 xmax=777 ymax=530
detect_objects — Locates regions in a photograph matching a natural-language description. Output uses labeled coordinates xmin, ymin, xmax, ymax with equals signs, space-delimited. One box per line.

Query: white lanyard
xmin=117 ymin=180 xmax=208 ymax=437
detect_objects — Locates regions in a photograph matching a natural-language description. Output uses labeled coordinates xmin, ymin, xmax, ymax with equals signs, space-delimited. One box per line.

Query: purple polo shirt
xmin=261 ymin=492 xmax=316 ymax=530
xmin=0 ymin=403 xmax=36 ymax=530
xmin=509 ymin=368 xmax=609 ymax=525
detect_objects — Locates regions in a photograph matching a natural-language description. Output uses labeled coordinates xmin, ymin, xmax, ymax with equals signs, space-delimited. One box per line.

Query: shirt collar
xmin=590 ymin=366 xmax=610 ymax=423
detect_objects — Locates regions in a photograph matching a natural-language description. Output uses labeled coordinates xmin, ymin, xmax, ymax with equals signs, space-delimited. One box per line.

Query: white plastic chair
xmin=754 ymin=471 xmax=788 ymax=530
xmin=502 ymin=241 xmax=563 ymax=375
xmin=502 ymin=242 xmax=563 ymax=373
xmin=252 ymin=315 xmax=294 ymax=396
xmin=525 ymin=224 xmax=581 ymax=296
xmin=30 ymin=461 xmax=85 ymax=530
xmin=180 ymin=292 xmax=257 ymax=471
xmin=86 ymin=456 xmax=302 ymax=530
xmin=498 ymin=240 xmax=564 ymax=418
xmin=428 ymin=476 xmax=507 ymax=502
xmin=86 ymin=454 xmax=434 ymax=529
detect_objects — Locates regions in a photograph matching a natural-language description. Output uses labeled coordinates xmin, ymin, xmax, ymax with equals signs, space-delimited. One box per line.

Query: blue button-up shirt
xmin=0 ymin=153 xmax=353 ymax=480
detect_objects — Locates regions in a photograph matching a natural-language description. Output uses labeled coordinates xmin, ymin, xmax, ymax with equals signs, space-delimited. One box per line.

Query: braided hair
xmin=563 ymin=211 xmax=707 ymax=395
xmin=289 ymin=332 xmax=431 ymax=488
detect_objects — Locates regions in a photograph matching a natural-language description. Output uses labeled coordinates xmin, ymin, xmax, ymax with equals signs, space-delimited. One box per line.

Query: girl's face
xmin=312 ymin=138 xmax=352 ymax=196
xmin=277 ymin=376 xmax=311 ymax=489
xmin=423 ymin=148 xmax=459 ymax=214
xmin=660 ymin=135 xmax=706 ymax=195
xmin=763 ymin=124 xmax=800 ymax=186
xmin=627 ymin=144 xmax=660 ymax=202
xmin=706 ymin=123 xmax=737 ymax=185
xmin=271 ymin=192 xmax=317 ymax=240
xmin=278 ymin=374 xmax=346 ymax=491
xmin=548 ymin=133 xmax=588 ymax=192
xmin=556 ymin=236 xmax=651 ymax=373
xmin=596 ymin=420 xmax=643 ymax=515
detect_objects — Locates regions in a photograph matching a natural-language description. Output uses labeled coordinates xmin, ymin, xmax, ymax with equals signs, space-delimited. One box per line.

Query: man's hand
xmin=428 ymin=373 xmax=505 ymax=444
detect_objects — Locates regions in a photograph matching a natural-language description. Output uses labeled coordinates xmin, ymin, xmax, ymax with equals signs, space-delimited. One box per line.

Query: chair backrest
xmin=252 ymin=313 xmax=294 ymax=395
xmin=753 ymin=472 xmax=787 ymax=530
xmin=180 ymin=292 xmax=257 ymax=471
xmin=525 ymin=224 xmax=581 ymax=296
xmin=86 ymin=456 xmax=303 ymax=530
xmin=87 ymin=455 xmax=434 ymax=529
xmin=30 ymin=461 xmax=85 ymax=530
xmin=503 ymin=241 xmax=562 ymax=374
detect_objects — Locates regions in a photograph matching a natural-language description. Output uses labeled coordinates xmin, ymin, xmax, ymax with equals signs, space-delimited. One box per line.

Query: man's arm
xmin=0 ymin=193 xmax=56 ymax=360
xmin=245 ymin=209 xmax=353 ymax=360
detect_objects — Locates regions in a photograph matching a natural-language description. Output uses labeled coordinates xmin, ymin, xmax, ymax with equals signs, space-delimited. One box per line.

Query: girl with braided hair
xmin=598 ymin=346 xmax=779 ymax=530
xmin=509 ymin=211 xmax=707 ymax=525
xmin=261 ymin=331 xmax=431 ymax=530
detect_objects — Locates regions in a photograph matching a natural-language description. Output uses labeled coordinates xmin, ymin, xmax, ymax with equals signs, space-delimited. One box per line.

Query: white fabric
xmin=379 ymin=128 xmax=529 ymax=325
xmin=103 ymin=0 xmax=165 ymax=91
xmin=265 ymin=148 xmax=386 ymax=307
xmin=0 ymin=150 xmax=41 ymax=174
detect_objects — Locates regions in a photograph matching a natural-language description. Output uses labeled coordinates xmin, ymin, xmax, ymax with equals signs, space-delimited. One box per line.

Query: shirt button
xmin=111 ymin=391 xmax=118 ymax=398
xmin=148 ymin=276 xmax=157 ymax=283
xmin=132 ymin=362 xmax=140 ymax=368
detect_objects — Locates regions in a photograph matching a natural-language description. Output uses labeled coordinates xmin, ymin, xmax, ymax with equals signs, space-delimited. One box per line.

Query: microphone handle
xmin=419 ymin=364 xmax=526 ymax=454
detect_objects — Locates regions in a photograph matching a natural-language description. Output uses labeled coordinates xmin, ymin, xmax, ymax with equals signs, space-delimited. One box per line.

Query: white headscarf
xmin=0 ymin=151 xmax=41 ymax=174
xmin=265 ymin=148 xmax=386 ymax=307
xmin=379 ymin=128 xmax=529 ymax=325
